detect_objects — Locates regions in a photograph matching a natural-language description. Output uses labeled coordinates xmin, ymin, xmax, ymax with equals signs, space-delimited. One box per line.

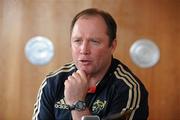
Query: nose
xmin=80 ymin=40 xmax=90 ymax=55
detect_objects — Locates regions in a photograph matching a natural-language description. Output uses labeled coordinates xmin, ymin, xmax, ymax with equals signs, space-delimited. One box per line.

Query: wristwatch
xmin=68 ymin=100 xmax=86 ymax=111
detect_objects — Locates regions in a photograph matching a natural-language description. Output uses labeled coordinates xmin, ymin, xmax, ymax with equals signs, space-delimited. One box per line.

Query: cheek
xmin=94 ymin=49 xmax=112 ymax=64
xmin=71 ymin=47 xmax=79 ymax=58
xmin=92 ymin=49 xmax=107 ymax=60
xmin=95 ymin=47 xmax=110 ymax=55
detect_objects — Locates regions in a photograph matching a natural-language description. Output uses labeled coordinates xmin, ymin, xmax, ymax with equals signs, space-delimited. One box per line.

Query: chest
xmin=53 ymin=87 xmax=114 ymax=120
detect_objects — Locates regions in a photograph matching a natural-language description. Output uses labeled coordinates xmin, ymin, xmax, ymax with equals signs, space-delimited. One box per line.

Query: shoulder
xmin=109 ymin=58 xmax=149 ymax=118
xmin=42 ymin=62 xmax=76 ymax=89
xmin=112 ymin=58 xmax=146 ymax=91
xmin=46 ymin=62 xmax=76 ymax=79
xmin=112 ymin=58 xmax=148 ymax=101
xmin=38 ymin=62 xmax=76 ymax=96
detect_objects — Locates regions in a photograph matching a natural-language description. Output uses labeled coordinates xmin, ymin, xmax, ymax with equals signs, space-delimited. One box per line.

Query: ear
xmin=110 ymin=39 xmax=117 ymax=53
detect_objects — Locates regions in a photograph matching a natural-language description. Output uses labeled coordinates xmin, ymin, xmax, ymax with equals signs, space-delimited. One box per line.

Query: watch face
xmin=75 ymin=101 xmax=86 ymax=111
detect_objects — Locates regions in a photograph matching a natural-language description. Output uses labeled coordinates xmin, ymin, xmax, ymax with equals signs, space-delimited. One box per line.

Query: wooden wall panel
xmin=0 ymin=0 xmax=179 ymax=120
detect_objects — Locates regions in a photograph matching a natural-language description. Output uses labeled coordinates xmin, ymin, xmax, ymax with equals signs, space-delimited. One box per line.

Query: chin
xmin=78 ymin=67 xmax=91 ymax=74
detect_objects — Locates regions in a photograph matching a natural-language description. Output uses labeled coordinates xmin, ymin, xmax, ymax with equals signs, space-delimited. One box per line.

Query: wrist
xmin=67 ymin=100 xmax=87 ymax=111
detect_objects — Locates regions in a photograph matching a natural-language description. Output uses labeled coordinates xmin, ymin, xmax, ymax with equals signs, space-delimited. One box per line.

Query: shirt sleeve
xmin=105 ymin=83 xmax=149 ymax=120
xmin=32 ymin=78 xmax=55 ymax=120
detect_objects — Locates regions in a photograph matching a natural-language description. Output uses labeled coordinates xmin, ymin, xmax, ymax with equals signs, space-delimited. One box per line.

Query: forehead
xmin=77 ymin=14 xmax=107 ymax=26
xmin=72 ymin=15 xmax=108 ymax=34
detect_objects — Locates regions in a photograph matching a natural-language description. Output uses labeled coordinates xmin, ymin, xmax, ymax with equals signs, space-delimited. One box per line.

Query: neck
xmin=88 ymin=58 xmax=112 ymax=87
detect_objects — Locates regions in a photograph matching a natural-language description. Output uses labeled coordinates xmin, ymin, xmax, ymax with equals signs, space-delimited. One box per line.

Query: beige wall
xmin=0 ymin=0 xmax=179 ymax=119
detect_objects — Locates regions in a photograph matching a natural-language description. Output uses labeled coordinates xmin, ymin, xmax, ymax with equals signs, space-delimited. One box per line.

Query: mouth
xmin=79 ymin=60 xmax=92 ymax=65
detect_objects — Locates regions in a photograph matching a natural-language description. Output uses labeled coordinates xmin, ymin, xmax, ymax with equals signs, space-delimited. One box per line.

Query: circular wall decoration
xmin=129 ymin=38 xmax=160 ymax=68
xmin=25 ymin=36 xmax=54 ymax=66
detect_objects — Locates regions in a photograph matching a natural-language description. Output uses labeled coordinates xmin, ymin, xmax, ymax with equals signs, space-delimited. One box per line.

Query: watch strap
xmin=68 ymin=104 xmax=75 ymax=110
xmin=67 ymin=100 xmax=86 ymax=111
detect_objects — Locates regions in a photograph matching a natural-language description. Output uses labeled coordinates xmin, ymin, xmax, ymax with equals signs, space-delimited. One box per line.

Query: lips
xmin=79 ymin=59 xmax=92 ymax=65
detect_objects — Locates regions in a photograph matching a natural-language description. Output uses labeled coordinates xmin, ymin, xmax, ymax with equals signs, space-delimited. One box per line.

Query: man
xmin=32 ymin=8 xmax=148 ymax=120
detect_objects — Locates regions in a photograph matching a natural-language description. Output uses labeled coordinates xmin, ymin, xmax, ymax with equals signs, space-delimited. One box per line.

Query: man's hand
xmin=64 ymin=70 xmax=89 ymax=105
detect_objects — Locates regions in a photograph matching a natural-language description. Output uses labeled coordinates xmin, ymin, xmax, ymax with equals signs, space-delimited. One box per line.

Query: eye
xmin=91 ymin=39 xmax=100 ymax=44
xmin=72 ymin=39 xmax=82 ymax=44
xmin=72 ymin=39 xmax=82 ymax=46
xmin=74 ymin=39 xmax=80 ymax=42
xmin=92 ymin=39 xmax=97 ymax=42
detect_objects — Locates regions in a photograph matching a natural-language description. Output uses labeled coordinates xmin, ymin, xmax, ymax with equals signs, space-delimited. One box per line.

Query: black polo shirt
xmin=32 ymin=58 xmax=149 ymax=120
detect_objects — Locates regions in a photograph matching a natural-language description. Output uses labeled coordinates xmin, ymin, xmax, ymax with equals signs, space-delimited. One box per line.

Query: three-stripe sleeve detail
xmin=32 ymin=79 xmax=47 ymax=120
xmin=114 ymin=64 xmax=141 ymax=120
xmin=32 ymin=63 xmax=75 ymax=120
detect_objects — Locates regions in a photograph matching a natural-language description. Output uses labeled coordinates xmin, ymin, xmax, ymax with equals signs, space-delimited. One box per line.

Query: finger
xmin=67 ymin=76 xmax=77 ymax=86
xmin=72 ymin=72 xmax=81 ymax=81
xmin=77 ymin=70 xmax=87 ymax=82
xmin=64 ymin=79 xmax=70 ymax=89
xmin=68 ymin=75 xmax=75 ymax=81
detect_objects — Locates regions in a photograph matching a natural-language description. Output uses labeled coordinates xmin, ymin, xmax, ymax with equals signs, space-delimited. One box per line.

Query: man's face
xmin=71 ymin=15 xmax=116 ymax=76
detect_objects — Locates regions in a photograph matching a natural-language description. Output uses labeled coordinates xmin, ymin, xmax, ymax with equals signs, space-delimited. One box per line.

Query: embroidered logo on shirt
xmin=54 ymin=98 xmax=68 ymax=110
xmin=92 ymin=100 xmax=107 ymax=114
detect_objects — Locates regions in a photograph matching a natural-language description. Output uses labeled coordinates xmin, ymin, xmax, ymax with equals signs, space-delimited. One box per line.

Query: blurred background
xmin=0 ymin=0 xmax=179 ymax=119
